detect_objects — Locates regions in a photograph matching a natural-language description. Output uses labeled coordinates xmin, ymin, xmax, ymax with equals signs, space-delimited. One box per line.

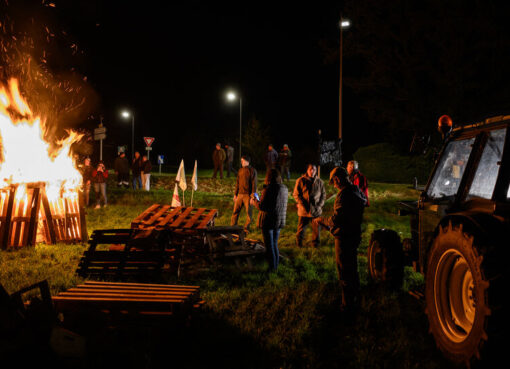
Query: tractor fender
xmin=423 ymin=212 xmax=506 ymax=276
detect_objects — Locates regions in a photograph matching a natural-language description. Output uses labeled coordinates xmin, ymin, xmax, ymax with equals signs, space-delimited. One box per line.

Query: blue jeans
xmin=132 ymin=175 xmax=142 ymax=189
xmin=262 ymin=228 xmax=280 ymax=271
xmin=93 ymin=182 xmax=107 ymax=206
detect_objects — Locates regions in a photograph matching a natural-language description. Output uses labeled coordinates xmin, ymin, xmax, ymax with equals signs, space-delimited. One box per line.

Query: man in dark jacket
xmin=314 ymin=167 xmax=366 ymax=312
xmin=293 ymin=164 xmax=326 ymax=247
xmin=278 ymin=144 xmax=292 ymax=182
xmin=231 ymin=155 xmax=258 ymax=232
xmin=347 ymin=160 xmax=369 ymax=206
xmin=212 ymin=143 xmax=226 ymax=179
xmin=225 ymin=144 xmax=236 ymax=177
xmin=114 ymin=151 xmax=130 ymax=188
xmin=81 ymin=157 xmax=93 ymax=206
xmin=264 ymin=144 xmax=278 ymax=171
xmin=141 ymin=155 xmax=152 ymax=191
xmin=132 ymin=151 xmax=143 ymax=189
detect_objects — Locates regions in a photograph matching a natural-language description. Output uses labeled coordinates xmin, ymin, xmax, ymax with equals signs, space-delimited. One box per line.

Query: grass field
xmin=0 ymin=171 xmax=454 ymax=369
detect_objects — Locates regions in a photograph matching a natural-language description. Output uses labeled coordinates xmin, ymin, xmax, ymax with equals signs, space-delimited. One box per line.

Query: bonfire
xmin=0 ymin=79 xmax=85 ymax=249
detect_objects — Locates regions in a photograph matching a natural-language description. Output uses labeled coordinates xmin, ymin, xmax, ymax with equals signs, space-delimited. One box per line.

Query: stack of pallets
xmin=77 ymin=205 xmax=265 ymax=279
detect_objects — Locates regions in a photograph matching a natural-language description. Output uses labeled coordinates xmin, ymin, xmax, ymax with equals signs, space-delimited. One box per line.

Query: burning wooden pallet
xmin=0 ymin=182 xmax=85 ymax=250
xmin=52 ymin=281 xmax=203 ymax=321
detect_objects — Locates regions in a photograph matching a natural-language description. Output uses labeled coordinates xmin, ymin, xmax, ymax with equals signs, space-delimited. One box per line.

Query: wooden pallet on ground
xmin=52 ymin=281 xmax=203 ymax=320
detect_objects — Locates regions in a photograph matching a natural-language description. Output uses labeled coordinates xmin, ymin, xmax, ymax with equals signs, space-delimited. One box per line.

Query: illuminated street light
xmin=121 ymin=110 xmax=135 ymax=160
xmin=226 ymin=91 xmax=242 ymax=164
xmin=338 ymin=17 xmax=351 ymax=140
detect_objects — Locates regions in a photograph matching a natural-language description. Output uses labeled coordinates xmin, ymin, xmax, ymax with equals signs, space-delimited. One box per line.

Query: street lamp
xmin=121 ymin=110 xmax=135 ymax=160
xmin=226 ymin=91 xmax=242 ymax=164
xmin=339 ymin=17 xmax=351 ymax=140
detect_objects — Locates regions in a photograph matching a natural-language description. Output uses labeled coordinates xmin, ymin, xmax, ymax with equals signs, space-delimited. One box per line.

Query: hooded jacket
xmin=293 ymin=174 xmax=326 ymax=217
xmin=326 ymin=183 xmax=366 ymax=238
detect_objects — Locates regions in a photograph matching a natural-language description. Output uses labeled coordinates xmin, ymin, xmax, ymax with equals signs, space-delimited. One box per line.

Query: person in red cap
xmin=347 ymin=160 xmax=369 ymax=206
xmin=314 ymin=166 xmax=366 ymax=313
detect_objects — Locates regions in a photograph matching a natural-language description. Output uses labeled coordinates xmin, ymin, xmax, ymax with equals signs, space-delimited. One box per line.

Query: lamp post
xmin=121 ymin=110 xmax=135 ymax=160
xmin=226 ymin=91 xmax=242 ymax=164
xmin=339 ymin=17 xmax=351 ymax=140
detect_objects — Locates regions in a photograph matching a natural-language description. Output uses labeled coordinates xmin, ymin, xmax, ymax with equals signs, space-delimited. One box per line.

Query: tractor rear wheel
xmin=425 ymin=221 xmax=502 ymax=365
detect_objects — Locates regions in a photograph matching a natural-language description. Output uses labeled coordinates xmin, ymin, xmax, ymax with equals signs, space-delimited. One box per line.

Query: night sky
xmin=64 ymin=1 xmax=346 ymax=167
xmin=2 ymin=1 xmax=510 ymax=169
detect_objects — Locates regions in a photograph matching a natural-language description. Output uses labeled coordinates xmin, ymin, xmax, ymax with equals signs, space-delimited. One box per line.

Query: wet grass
xmin=0 ymin=175 xmax=455 ymax=368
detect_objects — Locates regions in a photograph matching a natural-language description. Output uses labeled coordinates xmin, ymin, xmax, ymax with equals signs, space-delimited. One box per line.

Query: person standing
xmin=212 ymin=143 xmax=226 ymax=179
xmin=141 ymin=155 xmax=152 ymax=191
xmin=314 ymin=167 xmax=366 ymax=313
xmin=231 ymin=155 xmax=257 ymax=233
xmin=293 ymin=164 xmax=326 ymax=248
xmin=131 ymin=151 xmax=143 ymax=189
xmin=278 ymin=144 xmax=292 ymax=182
xmin=225 ymin=144 xmax=236 ymax=178
xmin=251 ymin=169 xmax=288 ymax=271
xmin=264 ymin=144 xmax=278 ymax=172
xmin=92 ymin=160 xmax=108 ymax=209
xmin=114 ymin=151 xmax=130 ymax=188
xmin=347 ymin=160 xmax=369 ymax=206
xmin=81 ymin=157 xmax=93 ymax=206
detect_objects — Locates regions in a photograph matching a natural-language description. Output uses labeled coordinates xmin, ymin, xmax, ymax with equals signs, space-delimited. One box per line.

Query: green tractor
xmin=367 ymin=115 xmax=508 ymax=365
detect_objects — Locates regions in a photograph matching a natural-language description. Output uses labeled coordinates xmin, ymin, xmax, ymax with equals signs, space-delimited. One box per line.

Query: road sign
xmin=158 ymin=155 xmax=164 ymax=164
xmin=94 ymin=127 xmax=106 ymax=135
xmin=144 ymin=137 xmax=155 ymax=147
xmin=117 ymin=145 xmax=127 ymax=154
xmin=145 ymin=147 xmax=152 ymax=151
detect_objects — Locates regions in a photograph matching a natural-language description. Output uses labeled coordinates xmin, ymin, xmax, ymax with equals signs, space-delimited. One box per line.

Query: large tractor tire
xmin=425 ymin=221 xmax=503 ymax=365
xmin=367 ymin=229 xmax=404 ymax=289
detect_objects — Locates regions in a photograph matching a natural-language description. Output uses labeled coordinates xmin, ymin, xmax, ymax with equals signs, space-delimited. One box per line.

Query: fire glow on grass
xmin=0 ymin=78 xmax=83 ymax=241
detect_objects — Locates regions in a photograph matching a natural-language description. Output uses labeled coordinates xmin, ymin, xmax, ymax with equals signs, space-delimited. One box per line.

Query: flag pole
xmin=191 ymin=189 xmax=194 ymax=207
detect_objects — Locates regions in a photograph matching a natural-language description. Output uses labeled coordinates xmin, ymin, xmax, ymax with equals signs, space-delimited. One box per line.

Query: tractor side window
xmin=468 ymin=128 xmax=506 ymax=200
xmin=427 ymin=138 xmax=475 ymax=199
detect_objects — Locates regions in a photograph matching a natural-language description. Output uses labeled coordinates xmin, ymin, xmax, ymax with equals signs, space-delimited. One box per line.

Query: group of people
xmin=211 ymin=143 xmax=292 ymax=181
xmin=264 ymin=144 xmax=292 ymax=182
xmin=212 ymin=143 xmax=236 ymax=179
xmin=80 ymin=151 xmax=153 ymax=209
xmin=230 ymin=158 xmax=369 ymax=312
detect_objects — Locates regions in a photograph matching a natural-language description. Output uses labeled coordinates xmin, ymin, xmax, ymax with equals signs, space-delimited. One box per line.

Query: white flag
xmin=171 ymin=183 xmax=181 ymax=207
xmin=191 ymin=160 xmax=198 ymax=191
xmin=176 ymin=159 xmax=187 ymax=191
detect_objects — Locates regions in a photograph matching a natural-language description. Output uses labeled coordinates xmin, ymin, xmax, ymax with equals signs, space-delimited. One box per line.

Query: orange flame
xmin=0 ymin=78 xmax=82 ymax=203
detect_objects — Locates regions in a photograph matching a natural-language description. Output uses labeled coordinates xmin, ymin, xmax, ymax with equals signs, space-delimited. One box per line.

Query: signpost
xmin=157 ymin=155 xmax=164 ymax=174
xmin=143 ymin=137 xmax=155 ymax=159
xmin=94 ymin=124 xmax=107 ymax=160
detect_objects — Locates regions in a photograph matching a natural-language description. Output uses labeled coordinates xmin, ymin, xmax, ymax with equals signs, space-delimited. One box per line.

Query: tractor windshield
xmin=467 ymin=128 xmax=506 ymax=200
xmin=427 ymin=137 xmax=475 ymax=199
